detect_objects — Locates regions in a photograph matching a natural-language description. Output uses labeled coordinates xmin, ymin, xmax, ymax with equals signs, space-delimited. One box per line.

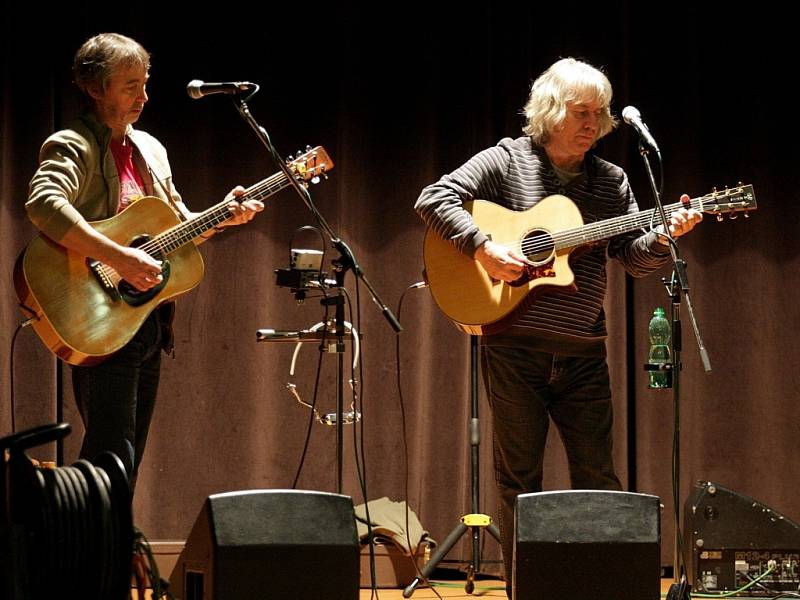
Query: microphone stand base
xmin=666 ymin=579 xmax=692 ymax=600
xmin=402 ymin=578 xmax=422 ymax=598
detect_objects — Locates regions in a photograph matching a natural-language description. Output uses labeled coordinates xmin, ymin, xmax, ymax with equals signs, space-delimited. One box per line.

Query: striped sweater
xmin=415 ymin=136 xmax=670 ymax=356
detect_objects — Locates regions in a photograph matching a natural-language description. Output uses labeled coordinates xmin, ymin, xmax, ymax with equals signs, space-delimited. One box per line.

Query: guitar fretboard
xmin=552 ymin=198 xmax=703 ymax=250
xmin=518 ymin=185 xmax=755 ymax=255
xmin=138 ymin=171 xmax=290 ymax=257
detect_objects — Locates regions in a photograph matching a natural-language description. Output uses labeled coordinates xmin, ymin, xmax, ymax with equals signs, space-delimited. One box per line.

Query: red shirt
xmin=109 ymin=137 xmax=146 ymax=213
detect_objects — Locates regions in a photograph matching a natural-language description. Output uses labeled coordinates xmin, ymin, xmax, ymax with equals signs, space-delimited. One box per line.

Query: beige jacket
xmin=26 ymin=111 xmax=183 ymax=242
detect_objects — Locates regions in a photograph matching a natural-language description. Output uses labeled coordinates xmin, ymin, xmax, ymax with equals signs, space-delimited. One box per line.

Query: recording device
xmin=622 ymin=105 xmax=661 ymax=154
xmin=186 ymin=79 xmax=256 ymax=99
xmin=275 ymin=248 xmax=325 ymax=289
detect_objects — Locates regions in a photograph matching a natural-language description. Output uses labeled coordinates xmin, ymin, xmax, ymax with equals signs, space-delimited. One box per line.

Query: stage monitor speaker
xmin=684 ymin=481 xmax=800 ymax=595
xmin=514 ymin=490 xmax=660 ymax=600
xmin=169 ymin=489 xmax=358 ymax=600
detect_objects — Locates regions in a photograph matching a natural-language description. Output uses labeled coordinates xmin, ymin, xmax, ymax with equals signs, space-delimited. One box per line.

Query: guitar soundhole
xmin=520 ymin=229 xmax=554 ymax=264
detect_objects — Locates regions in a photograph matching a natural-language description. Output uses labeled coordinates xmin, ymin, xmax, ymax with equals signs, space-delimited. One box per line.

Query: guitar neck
xmin=553 ymin=195 xmax=703 ymax=250
xmin=141 ymin=170 xmax=290 ymax=256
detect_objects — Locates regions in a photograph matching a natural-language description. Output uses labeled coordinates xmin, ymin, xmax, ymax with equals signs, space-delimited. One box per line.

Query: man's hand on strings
xmin=475 ymin=240 xmax=526 ymax=283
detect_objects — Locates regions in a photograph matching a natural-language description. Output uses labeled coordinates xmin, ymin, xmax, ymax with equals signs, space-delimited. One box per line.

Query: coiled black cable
xmin=1 ymin=423 xmax=132 ymax=600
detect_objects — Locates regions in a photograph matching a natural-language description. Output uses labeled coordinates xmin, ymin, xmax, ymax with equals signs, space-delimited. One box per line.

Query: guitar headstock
xmin=287 ymin=146 xmax=334 ymax=186
xmin=702 ymin=183 xmax=757 ymax=221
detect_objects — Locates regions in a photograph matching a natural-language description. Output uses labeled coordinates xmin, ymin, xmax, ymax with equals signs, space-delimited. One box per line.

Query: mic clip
xmin=320 ymin=410 xmax=361 ymax=426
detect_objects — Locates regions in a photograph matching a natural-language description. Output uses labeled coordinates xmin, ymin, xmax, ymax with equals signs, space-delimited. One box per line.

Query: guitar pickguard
xmin=510 ymin=261 xmax=557 ymax=287
xmin=116 ymin=234 xmax=172 ymax=307
xmin=118 ymin=260 xmax=171 ymax=307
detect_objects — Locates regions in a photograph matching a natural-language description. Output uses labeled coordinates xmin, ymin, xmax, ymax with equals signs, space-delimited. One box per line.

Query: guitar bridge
xmin=87 ymin=259 xmax=121 ymax=301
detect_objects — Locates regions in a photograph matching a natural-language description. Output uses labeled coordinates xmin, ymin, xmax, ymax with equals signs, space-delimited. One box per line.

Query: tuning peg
xmin=306 ymin=145 xmax=312 ymax=152
xmin=716 ymin=215 xmax=724 ymax=223
xmin=729 ymin=213 xmax=738 ymax=220
xmin=310 ymin=176 xmax=321 ymax=185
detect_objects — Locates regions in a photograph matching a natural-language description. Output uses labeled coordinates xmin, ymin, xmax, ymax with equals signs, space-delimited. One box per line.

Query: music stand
xmin=403 ymin=335 xmax=501 ymax=597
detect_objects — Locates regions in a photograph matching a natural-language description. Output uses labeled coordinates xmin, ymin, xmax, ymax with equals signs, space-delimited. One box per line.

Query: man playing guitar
xmin=415 ymin=57 xmax=702 ymax=595
xmin=23 ymin=33 xmax=263 ymax=493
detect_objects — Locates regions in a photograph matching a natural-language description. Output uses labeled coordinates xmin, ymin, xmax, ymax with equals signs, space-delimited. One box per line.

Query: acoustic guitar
xmin=423 ymin=184 xmax=757 ymax=335
xmin=15 ymin=146 xmax=333 ymax=366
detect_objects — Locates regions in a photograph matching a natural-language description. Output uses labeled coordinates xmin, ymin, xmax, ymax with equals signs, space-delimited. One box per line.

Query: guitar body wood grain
xmin=14 ymin=197 xmax=204 ymax=365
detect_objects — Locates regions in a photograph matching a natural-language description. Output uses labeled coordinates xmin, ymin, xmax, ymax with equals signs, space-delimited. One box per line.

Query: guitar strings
xmin=145 ymin=148 xmax=331 ymax=254
xmin=97 ymin=179 xmax=738 ymax=283
xmin=90 ymin=149 xmax=331 ymax=286
xmin=140 ymin=170 xmax=289 ymax=256
xmin=94 ymin=170 xmax=292 ymax=282
xmin=494 ymin=196 xmax=714 ymax=258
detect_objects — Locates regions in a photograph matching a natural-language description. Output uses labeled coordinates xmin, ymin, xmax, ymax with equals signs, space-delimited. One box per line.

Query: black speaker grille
xmin=170 ymin=489 xmax=359 ymax=600
xmin=514 ymin=490 xmax=661 ymax=600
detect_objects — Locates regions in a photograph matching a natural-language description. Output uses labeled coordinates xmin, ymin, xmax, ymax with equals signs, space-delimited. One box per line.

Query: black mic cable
xmin=394 ymin=280 xmax=445 ymax=600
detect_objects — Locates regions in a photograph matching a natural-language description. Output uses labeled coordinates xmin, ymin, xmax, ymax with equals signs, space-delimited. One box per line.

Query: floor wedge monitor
xmin=514 ymin=490 xmax=660 ymax=600
xmin=170 ymin=489 xmax=359 ymax=600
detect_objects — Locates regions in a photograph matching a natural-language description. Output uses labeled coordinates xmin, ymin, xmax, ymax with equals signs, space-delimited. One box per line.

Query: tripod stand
xmin=403 ymin=335 xmax=501 ymax=597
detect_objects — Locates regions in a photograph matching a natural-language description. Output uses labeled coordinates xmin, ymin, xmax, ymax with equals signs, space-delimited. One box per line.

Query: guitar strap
xmin=157 ymin=302 xmax=176 ymax=357
xmin=128 ymin=129 xmax=187 ymax=222
xmin=128 ymin=133 xmax=183 ymax=357
xmin=147 ymin=163 xmax=181 ymax=358
xmin=147 ymin=163 xmax=187 ymax=222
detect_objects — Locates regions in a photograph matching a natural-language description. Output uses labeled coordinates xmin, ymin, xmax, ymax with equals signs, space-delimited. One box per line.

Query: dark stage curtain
xmin=2 ymin=2 xmax=797 ymax=570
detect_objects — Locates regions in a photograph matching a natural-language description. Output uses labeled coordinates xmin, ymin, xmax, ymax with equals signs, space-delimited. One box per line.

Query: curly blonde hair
xmin=522 ymin=58 xmax=617 ymax=145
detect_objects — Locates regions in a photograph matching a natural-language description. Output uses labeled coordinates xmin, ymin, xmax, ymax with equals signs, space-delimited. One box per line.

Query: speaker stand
xmin=403 ymin=336 xmax=501 ymax=597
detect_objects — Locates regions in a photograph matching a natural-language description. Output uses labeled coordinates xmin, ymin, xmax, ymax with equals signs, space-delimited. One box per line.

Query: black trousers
xmin=72 ymin=310 xmax=163 ymax=493
xmin=481 ymin=344 xmax=622 ymax=586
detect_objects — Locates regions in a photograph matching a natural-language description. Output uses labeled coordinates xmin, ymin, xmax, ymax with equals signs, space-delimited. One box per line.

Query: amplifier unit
xmin=685 ymin=481 xmax=800 ymax=596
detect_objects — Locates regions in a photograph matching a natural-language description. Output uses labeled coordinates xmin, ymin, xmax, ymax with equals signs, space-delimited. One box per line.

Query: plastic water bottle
xmin=648 ymin=307 xmax=671 ymax=389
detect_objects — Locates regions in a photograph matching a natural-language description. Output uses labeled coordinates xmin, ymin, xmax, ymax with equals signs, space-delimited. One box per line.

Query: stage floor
xmin=133 ymin=577 xmax=685 ymax=598
xmin=357 ymin=578 xmax=676 ymax=598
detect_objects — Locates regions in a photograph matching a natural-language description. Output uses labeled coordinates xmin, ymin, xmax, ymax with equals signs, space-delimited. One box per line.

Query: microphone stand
xmin=402 ymin=335 xmax=501 ymax=598
xmin=231 ymin=93 xmax=402 ymax=493
xmin=635 ymin=141 xmax=711 ymax=600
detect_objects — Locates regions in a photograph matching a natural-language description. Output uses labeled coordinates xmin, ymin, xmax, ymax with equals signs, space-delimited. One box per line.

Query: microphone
xmin=186 ymin=79 xmax=256 ymax=99
xmin=622 ymin=105 xmax=660 ymax=153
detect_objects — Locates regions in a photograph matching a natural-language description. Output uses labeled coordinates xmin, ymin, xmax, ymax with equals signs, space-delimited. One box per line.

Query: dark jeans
xmin=72 ymin=310 xmax=162 ymax=492
xmin=481 ymin=344 xmax=622 ymax=588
